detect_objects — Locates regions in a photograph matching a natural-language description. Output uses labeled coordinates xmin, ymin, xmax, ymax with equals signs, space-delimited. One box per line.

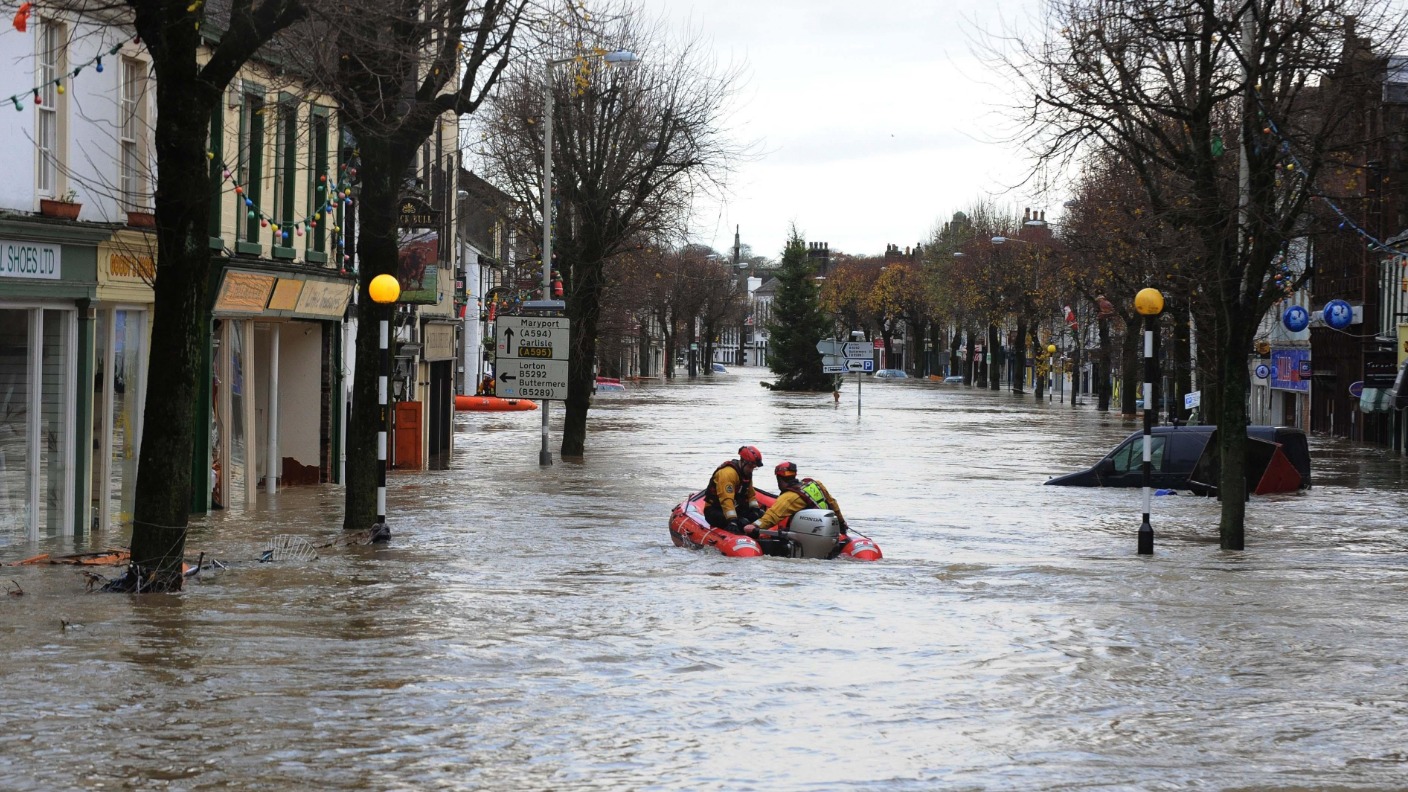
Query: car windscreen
xmin=1110 ymin=435 xmax=1166 ymax=473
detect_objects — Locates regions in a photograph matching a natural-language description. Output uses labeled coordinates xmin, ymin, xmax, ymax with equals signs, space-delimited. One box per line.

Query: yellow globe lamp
xmin=1134 ymin=287 xmax=1164 ymax=317
xmin=1046 ymin=344 xmax=1056 ymax=355
xmin=369 ymin=274 xmax=401 ymax=305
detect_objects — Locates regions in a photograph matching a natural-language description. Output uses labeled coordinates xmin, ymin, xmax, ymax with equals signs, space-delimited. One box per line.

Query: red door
xmin=392 ymin=401 xmax=422 ymax=470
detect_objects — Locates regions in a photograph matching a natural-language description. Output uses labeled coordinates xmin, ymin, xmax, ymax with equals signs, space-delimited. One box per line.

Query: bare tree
xmin=285 ymin=0 xmax=528 ymax=532
xmin=115 ymin=0 xmax=309 ymax=592
xmin=475 ymin=5 xmax=744 ymax=458
xmin=1000 ymin=0 xmax=1406 ymax=548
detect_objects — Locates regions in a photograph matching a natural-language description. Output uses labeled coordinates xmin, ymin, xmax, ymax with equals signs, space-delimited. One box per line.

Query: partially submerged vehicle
xmin=594 ymin=376 xmax=626 ymax=394
xmin=1045 ymin=425 xmax=1310 ymax=495
xmin=668 ymin=490 xmax=882 ymax=561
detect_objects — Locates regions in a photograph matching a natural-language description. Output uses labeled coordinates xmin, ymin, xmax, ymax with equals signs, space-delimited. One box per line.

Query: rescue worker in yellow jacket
xmin=703 ymin=445 xmax=764 ymax=531
xmin=740 ymin=461 xmax=848 ymax=538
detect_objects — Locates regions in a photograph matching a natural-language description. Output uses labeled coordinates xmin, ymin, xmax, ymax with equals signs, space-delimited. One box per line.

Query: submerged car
xmin=873 ymin=369 xmax=908 ymax=379
xmin=1045 ymin=424 xmax=1310 ymax=495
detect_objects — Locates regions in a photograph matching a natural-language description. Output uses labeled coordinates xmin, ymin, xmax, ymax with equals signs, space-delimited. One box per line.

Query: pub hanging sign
xmin=397 ymin=196 xmax=441 ymax=229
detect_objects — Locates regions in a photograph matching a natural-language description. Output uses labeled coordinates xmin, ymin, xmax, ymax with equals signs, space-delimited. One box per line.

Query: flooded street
xmin=5 ymin=368 xmax=1408 ymax=790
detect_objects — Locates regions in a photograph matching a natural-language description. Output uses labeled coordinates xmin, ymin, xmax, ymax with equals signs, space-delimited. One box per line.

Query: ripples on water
xmin=4 ymin=369 xmax=1408 ymax=790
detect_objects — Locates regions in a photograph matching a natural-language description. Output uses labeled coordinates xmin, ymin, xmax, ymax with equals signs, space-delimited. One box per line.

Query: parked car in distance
xmin=943 ymin=375 xmax=965 ymax=384
xmin=1045 ymin=425 xmax=1310 ymax=494
xmin=712 ymin=363 xmax=728 ymax=373
xmin=873 ymin=369 xmax=908 ymax=379
xmin=594 ymin=376 xmax=626 ymax=394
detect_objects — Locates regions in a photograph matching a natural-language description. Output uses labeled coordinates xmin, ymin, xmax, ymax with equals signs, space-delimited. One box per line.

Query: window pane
xmin=0 ymin=310 xmax=31 ymax=543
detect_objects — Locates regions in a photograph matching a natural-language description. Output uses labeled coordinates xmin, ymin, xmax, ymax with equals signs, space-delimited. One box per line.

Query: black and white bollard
xmin=369 ymin=274 xmax=400 ymax=543
xmin=1134 ymin=288 xmax=1164 ymax=555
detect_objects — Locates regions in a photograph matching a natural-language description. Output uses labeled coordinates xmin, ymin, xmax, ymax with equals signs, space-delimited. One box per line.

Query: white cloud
xmin=656 ymin=0 xmax=1048 ymax=257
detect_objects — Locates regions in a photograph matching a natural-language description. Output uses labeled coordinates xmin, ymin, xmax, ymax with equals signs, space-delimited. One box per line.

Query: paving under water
xmin=3 ymin=368 xmax=1408 ymax=789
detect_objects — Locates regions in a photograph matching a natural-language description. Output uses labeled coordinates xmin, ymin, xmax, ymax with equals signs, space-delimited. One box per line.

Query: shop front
xmin=91 ymin=232 xmax=156 ymax=536
xmin=1269 ymin=346 xmax=1311 ymax=428
xmin=208 ymin=267 xmax=353 ymax=512
xmin=0 ymin=220 xmax=109 ymax=544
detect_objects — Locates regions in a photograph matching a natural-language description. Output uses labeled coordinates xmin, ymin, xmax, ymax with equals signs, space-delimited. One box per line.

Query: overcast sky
xmin=653 ymin=0 xmax=1049 ymax=260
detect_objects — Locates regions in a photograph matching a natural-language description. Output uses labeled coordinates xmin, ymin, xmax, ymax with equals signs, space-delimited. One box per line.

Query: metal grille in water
xmin=261 ymin=535 xmax=318 ymax=563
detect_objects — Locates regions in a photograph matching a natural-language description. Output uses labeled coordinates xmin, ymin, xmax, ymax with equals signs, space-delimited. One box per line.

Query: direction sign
xmin=822 ymin=365 xmax=847 ymax=374
xmin=822 ymin=354 xmax=846 ymax=367
xmin=816 ymin=339 xmax=842 ymax=355
xmin=496 ymin=358 xmax=569 ymax=400
xmin=846 ymin=359 xmax=875 ymax=373
xmin=496 ymin=315 xmax=570 ymax=361
xmin=841 ymin=342 xmax=871 ymax=359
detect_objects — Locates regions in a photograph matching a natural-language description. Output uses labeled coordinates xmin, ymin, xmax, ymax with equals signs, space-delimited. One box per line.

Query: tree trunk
xmin=342 ymin=138 xmax=412 ymax=530
xmin=987 ymin=323 xmax=1001 ymax=390
xmin=1097 ymin=315 xmax=1112 ymax=411
xmin=1119 ymin=319 xmax=1140 ymax=416
xmin=1170 ymin=297 xmax=1193 ymax=423
xmin=126 ymin=67 xmax=220 ymax=592
xmin=1013 ymin=318 xmax=1028 ymax=394
xmin=561 ymin=245 xmax=608 ymax=459
xmin=1215 ymin=325 xmax=1251 ymax=549
xmin=1032 ymin=326 xmax=1046 ymax=400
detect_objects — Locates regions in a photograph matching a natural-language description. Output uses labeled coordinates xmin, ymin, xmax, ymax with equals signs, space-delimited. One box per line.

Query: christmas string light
xmin=212 ymin=155 xmax=358 ymax=268
xmin=1258 ymin=103 xmax=1408 ymax=259
xmin=4 ymin=40 xmax=128 ymax=112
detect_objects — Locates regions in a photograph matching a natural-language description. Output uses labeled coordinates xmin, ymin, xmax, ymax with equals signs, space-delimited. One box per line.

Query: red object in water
xmin=668 ymin=490 xmax=882 ymax=561
xmin=1254 ymin=445 xmax=1303 ymax=495
xmin=455 ymin=394 xmax=537 ymax=412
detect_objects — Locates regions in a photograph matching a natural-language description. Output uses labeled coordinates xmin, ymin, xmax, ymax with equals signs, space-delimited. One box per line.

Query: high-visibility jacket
xmin=703 ymin=461 xmax=757 ymax=520
xmin=756 ymin=478 xmax=843 ymax=531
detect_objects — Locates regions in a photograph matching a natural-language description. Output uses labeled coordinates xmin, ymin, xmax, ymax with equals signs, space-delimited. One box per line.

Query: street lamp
xmin=1046 ymin=343 xmax=1056 ymax=403
xmin=368 ymin=273 xmax=401 ymax=542
xmin=539 ymin=49 xmax=639 ymax=465
xmin=1134 ymin=286 xmax=1164 ymax=556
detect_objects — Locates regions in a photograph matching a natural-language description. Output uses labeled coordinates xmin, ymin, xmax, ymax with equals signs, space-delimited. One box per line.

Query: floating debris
xmin=261 ymin=535 xmax=319 ymax=563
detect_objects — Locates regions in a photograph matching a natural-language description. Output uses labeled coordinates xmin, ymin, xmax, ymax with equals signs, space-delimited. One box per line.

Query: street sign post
xmin=841 ymin=342 xmax=871 ymax=359
xmin=497 ymin=315 xmax=569 ymax=401
xmin=496 ymin=315 xmax=569 ymax=360
xmin=496 ymin=358 xmax=570 ymax=400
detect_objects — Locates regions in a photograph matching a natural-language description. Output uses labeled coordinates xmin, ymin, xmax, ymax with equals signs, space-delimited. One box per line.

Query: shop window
xmin=307 ymin=109 xmax=329 ymax=259
xmin=271 ymin=98 xmax=298 ymax=255
xmin=0 ymin=308 xmax=74 ymax=543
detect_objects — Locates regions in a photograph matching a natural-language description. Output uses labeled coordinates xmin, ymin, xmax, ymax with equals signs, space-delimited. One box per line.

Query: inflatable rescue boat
xmin=455 ymin=394 xmax=538 ymax=412
xmin=668 ymin=490 xmax=882 ymax=561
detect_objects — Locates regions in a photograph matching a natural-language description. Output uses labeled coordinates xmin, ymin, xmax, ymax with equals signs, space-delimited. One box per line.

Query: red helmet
xmin=739 ymin=445 xmax=763 ymax=466
xmin=774 ymin=461 xmax=798 ymax=485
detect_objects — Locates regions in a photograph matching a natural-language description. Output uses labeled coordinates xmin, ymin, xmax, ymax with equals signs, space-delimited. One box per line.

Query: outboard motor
xmin=783 ymin=509 xmax=841 ymax=559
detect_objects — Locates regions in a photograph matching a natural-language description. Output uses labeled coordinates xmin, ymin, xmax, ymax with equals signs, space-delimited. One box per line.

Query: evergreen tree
xmin=766 ymin=230 xmax=833 ymax=391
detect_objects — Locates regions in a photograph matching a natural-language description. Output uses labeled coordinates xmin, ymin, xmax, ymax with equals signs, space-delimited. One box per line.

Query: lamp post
xmin=1046 ymin=343 xmax=1056 ymax=402
xmin=539 ymin=50 xmax=637 ymax=466
xmin=368 ymin=273 xmax=400 ymax=542
xmin=851 ymin=329 xmax=865 ymax=417
xmin=1134 ymin=287 xmax=1164 ymax=555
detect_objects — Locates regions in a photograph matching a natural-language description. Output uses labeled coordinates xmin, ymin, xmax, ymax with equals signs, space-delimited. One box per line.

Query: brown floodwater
xmin=3 ymin=368 xmax=1408 ymax=790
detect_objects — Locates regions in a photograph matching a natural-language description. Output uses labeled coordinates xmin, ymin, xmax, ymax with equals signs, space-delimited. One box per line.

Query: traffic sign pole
xmin=496 ymin=314 xmax=570 ymax=466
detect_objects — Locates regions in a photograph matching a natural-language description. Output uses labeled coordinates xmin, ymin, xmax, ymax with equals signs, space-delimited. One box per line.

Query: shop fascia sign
xmin=0 ymin=238 xmax=61 ymax=280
